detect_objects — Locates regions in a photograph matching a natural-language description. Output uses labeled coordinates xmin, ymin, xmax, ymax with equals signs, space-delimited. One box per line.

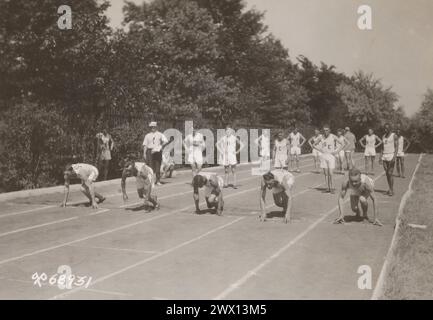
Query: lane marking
xmin=214 ymin=171 xmax=386 ymax=300
xmin=0 ymin=156 xmax=363 ymax=261
xmin=0 ymin=156 xmax=361 ymax=241
xmin=50 ymin=217 xmax=245 ymax=300
xmin=88 ymin=209 xmax=110 ymax=216
xmin=0 ymin=206 xmax=56 ymax=219
xmin=118 ymin=159 xmax=325 ymax=209
xmin=67 ymin=244 xmax=159 ymax=255
xmin=0 ymin=217 xmax=79 ymax=238
xmin=371 ymin=154 xmax=424 ymax=300
xmin=83 ymin=288 xmax=132 ymax=297
xmin=50 ymin=159 xmax=365 ymax=299
xmin=0 ymin=184 xmax=263 ymax=266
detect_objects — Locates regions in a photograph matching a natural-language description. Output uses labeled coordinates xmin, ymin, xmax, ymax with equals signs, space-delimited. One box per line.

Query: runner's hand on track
xmin=372 ymin=219 xmax=383 ymax=226
xmin=91 ymin=202 xmax=99 ymax=209
xmin=333 ymin=217 xmax=345 ymax=224
xmin=60 ymin=202 xmax=67 ymax=208
xmin=122 ymin=194 xmax=128 ymax=202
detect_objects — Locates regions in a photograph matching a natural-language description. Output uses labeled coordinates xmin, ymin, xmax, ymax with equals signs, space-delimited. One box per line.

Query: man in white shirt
xmin=312 ymin=125 xmax=345 ymax=194
xmin=273 ymin=132 xmax=289 ymax=170
xmin=184 ymin=129 xmax=205 ymax=178
xmin=96 ymin=129 xmax=114 ymax=181
xmin=143 ymin=122 xmax=169 ymax=186
xmin=216 ymin=126 xmax=242 ymax=189
xmin=288 ymin=127 xmax=306 ymax=172
xmin=379 ymin=124 xmax=398 ymax=196
xmin=308 ymin=129 xmax=323 ymax=173
xmin=359 ymin=128 xmax=382 ymax=175
xmin=395 ymin=128 xmax=411 ymax=179
xmin=61 ymin=163 xmax=106 ymax=209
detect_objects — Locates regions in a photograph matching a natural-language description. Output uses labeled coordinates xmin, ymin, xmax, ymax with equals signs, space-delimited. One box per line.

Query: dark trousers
xmin=98 ymin=159 xmax=110 ymax=181
xmin=146 ymin=149 xmax=162 ymax=183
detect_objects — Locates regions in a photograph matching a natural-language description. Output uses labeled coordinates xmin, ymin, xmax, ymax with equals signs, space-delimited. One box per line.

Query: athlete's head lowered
xmin=192 ymin=174 xmax=207 ymax=189
xmin=348 ymin=168 xmax=362 ymax=187
xmin=263 ymin=172 xmax=278 ymax=189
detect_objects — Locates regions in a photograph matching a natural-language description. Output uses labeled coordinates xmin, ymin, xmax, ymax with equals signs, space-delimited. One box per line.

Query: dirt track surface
xmin=0 ymin=154 xmax=420 ymax=299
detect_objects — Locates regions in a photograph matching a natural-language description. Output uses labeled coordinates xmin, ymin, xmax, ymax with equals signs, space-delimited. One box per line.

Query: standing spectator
xmin=216 ymin=126 xmax=242 ymax=189
xmin=96 ymin=129 xmax=114 ymax=181
xmin=344 ymin=127 xmax=356 ymax=170
xmin=395 ymin=128 xmax=411 ymax=178
xmin=184 ymin=128 xmax=205 ymax=178
xmin=379 ymin=123 xmax=398 ymax=196
xmin=143 ymin=121 xmax=168 ymax=186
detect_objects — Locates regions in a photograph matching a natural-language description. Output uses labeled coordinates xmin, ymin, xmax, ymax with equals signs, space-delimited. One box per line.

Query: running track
xmin=0 ymin=153 xmax=420 ymax=299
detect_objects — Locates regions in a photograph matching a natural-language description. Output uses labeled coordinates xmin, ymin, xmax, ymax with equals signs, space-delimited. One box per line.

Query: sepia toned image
xmin=0 ymin=0 xmax=432 ymax=305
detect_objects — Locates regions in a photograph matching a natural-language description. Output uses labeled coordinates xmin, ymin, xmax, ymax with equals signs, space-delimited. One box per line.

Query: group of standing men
xmin=60 ymin=121 xmax=411 ymax=228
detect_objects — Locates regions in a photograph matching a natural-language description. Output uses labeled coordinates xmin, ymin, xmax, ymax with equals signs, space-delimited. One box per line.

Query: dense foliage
xmin=0 ymin=0 xmax=429 ymax=192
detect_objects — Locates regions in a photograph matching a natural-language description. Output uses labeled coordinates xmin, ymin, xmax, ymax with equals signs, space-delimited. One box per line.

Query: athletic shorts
xmin=382 ymin=153 xmax=395 ymax=162
xmin=312 ymin=149 xmax=322 ymax=157
xmin=338 ymin=150 xmax=345 ymax=160
xmin=136 ymin=175 xmax=154 ymax=191
xmin=221 ymin=153 xmax=237 ymax=166
xmin=274 ymin=154 xmax=288 ymax=168
xmin=345 ymin=149 xmax=354 ymax=154
xmin=87 ymin=169 xmax=99 ymax=183
xmin=204 ymin=176 xmax=224 ymax=198
xmin=397 ymin=152 xmax=405 ymax=157
xmin=364 ymin=147 xmax=376 ymax=157
xmin=188 ymin=149 xmax=203 ymax=165
xmin=382 ymin=156 xmax=395 ymax=171
xmin=290 ymin=146 xmax=301 ymax=156
xmin=273 ymin=191 xmax=289 ymax=208
xmin=99 ymin=150 xmax=112 ymax=161
xmin=320 ymin=153 xmax=336 ymax=170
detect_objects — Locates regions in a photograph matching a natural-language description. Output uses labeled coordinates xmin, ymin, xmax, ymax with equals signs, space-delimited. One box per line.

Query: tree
xmin=337 ymin=71 xmax=401 ymax=137
xmin=411 ymin=89 xmax=433 ymax=152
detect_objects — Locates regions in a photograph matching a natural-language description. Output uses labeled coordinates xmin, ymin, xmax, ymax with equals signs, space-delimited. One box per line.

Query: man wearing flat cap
xmin=143 ymin=121 xmax=168 ymax=185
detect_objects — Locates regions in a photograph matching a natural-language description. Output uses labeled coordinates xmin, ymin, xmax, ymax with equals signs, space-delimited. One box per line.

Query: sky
xmin=105 ymin=0 xmax=433 ymax=116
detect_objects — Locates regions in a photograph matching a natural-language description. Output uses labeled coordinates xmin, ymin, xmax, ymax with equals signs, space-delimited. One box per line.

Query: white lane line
xmin=371 ymin=154 xmax=424 ymax=300
xmin=0 ymin=157 xmax=360 ymax=241
xmin=0 ymin=184 xmax=262 ymax=266
xmin=0 ymin=206 xmax=56 ymax=219
xmin=0 ymin=212 xmax=174 ymax=266
xmin=50 ymin=217 xmax=245 ymax=300
xmin=119 ymin=155 xmax=361 ymax=210
xmin=0 ymin=217 xmax=79 ymax=238
xmin=67 ymin=244 xmax=159 ymax=255
xmin=83 ymin=288 xmax=132 ymax=297
xmin=88 ymin=209 xmax=110 ymax=216
xmin=51 ymin=158 xmax=365 ymax=299
xmin=72 ymin=157 xmax=318 ymax=205
xmin=119 ymin=175 xmax=261 ymax=209
xmin=214 ymin=172 xmax=386 ymax=300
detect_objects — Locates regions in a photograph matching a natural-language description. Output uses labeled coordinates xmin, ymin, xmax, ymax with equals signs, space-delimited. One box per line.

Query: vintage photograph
xmin=0 ymin=0 xmax=432 ymax=304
